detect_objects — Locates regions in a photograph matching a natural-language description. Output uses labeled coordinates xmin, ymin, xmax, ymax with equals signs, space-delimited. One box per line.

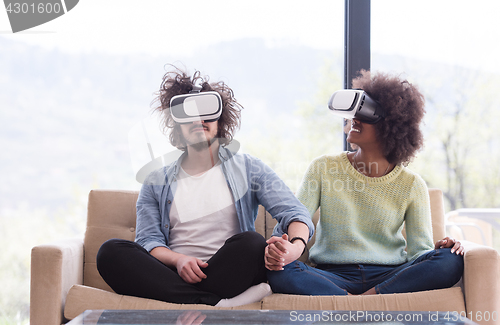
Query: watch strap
xmin=289 ymin=237 xmax=308 ymax=255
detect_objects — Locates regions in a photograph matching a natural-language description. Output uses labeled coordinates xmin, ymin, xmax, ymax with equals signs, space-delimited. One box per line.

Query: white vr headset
xmin=170 ymin=89 xmax=222 ymax=124
xmin=328 ymin=89 xmax=385 ymax=124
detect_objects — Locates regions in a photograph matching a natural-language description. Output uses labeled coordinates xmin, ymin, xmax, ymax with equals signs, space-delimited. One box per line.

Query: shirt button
xmin=167 ymin=200 xmax=171 ymax=204
xmin=129 ymin=227 xmax=135 ymax=232
xmin=165 ymin=224 xmax=169 ymax=228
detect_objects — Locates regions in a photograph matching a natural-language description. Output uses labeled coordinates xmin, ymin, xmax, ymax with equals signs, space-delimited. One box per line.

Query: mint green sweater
xmin=297 ymin=152 xmax=434 ymax=265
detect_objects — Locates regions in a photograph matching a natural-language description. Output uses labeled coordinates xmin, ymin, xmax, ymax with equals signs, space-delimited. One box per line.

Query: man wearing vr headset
xmin=96 ymin=68 xmax=314 ymax=307
xmin=266 ymin=71 xmax=464 ymax=296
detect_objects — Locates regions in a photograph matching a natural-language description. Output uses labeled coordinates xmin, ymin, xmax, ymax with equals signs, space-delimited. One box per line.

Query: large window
xmin=371 ymin=0 xmax=500 ymax=249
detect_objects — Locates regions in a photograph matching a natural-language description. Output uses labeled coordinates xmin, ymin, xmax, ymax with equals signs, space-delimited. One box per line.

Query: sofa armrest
xmin=461 ymin=240 xmax=500 ymax=324
xmin=30 ymin=238 xmax=84 ymax=325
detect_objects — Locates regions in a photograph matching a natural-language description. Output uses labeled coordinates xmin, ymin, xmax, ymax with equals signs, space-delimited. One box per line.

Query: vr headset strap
xmin=190 ymin=85 xmax=202 ymax=94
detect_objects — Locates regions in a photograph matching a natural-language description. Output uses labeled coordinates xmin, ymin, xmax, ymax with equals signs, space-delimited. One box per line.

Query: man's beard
xmin=188 ymin=137 xmax=218 ymax=152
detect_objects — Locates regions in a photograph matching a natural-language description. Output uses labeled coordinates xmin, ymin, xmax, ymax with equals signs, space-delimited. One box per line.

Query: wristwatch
xmin=289 ymin=237 xmax=307 ymax=255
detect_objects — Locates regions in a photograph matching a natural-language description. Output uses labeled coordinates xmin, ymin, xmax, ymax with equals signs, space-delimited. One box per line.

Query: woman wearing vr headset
xmin=265 ymin=70 xmax=464 ymax=296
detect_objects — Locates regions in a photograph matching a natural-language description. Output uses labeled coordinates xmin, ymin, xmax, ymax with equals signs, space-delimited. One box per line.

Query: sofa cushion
xmin=262 ymin=287 xmax=465 ymax=312
xmin=65 ymin=285 xmax=465 ymax=321
xmin=64 ymin=284 xmax=262 ymax=320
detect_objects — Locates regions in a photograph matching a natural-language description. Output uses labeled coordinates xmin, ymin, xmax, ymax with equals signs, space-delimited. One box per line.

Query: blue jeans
xmin=267 ymin=248 xmax=463 ymax=295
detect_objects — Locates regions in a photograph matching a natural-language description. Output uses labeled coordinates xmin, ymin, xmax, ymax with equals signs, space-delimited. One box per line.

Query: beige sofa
xmin=30 ymin=189 xmax=500 ymax=325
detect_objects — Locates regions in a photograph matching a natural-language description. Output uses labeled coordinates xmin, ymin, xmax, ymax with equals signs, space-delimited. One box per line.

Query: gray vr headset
xmin=170 ymin=89 xmax=222 ymax=124
xmin=328 ymin=89 xmax=385 ymax=124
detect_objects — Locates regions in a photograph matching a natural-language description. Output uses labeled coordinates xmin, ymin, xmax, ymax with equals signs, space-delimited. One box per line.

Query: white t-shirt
xmin=168 ymin=164 xmax=239 ymax=262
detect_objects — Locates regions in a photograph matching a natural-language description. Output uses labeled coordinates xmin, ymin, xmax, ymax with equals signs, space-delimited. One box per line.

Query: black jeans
xmin=96 ymin=231 xmax=267 ymax=306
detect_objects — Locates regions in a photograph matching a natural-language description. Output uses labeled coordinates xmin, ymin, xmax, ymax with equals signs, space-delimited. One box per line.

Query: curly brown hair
xmin=351 ymin=70 xmax=425 ymax=166
xmin=152 ymin=67 xmax=242 ymax=150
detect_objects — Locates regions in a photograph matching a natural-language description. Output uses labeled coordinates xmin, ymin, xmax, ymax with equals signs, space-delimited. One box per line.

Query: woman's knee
xmin=438 ymin=248 xmax=464 ymax=275
xmin=424 ymin=248 xmax=464 ymax=287
xmin=266 ymin=261 xmax=302 ymax=292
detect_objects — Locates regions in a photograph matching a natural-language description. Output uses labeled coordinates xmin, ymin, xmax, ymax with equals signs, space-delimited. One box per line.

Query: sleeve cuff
xmin=141 ymin=241 xmax=169 ymax=253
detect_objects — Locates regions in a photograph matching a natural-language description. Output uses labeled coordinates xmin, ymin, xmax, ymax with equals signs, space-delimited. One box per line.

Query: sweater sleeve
xmin=296 ymin=156 xmax=323 ymax=217
xmin=404 ymin=175 xmax=434 ymax=261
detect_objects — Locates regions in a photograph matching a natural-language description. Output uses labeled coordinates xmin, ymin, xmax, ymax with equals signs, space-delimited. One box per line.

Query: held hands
xmin=435 ymin=236 xmax=465 ymax=255
xmin=176 ymin=255 xmax=208 ymax=283
xmin=265 ymin=234 xmax=305 ymax=271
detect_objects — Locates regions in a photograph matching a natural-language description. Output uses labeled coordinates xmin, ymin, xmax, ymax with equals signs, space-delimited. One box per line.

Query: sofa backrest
xmin=84 ymin=190 xmax=139 ymax=291
xmin=83 ymin=188 xmax=445 ymax=292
